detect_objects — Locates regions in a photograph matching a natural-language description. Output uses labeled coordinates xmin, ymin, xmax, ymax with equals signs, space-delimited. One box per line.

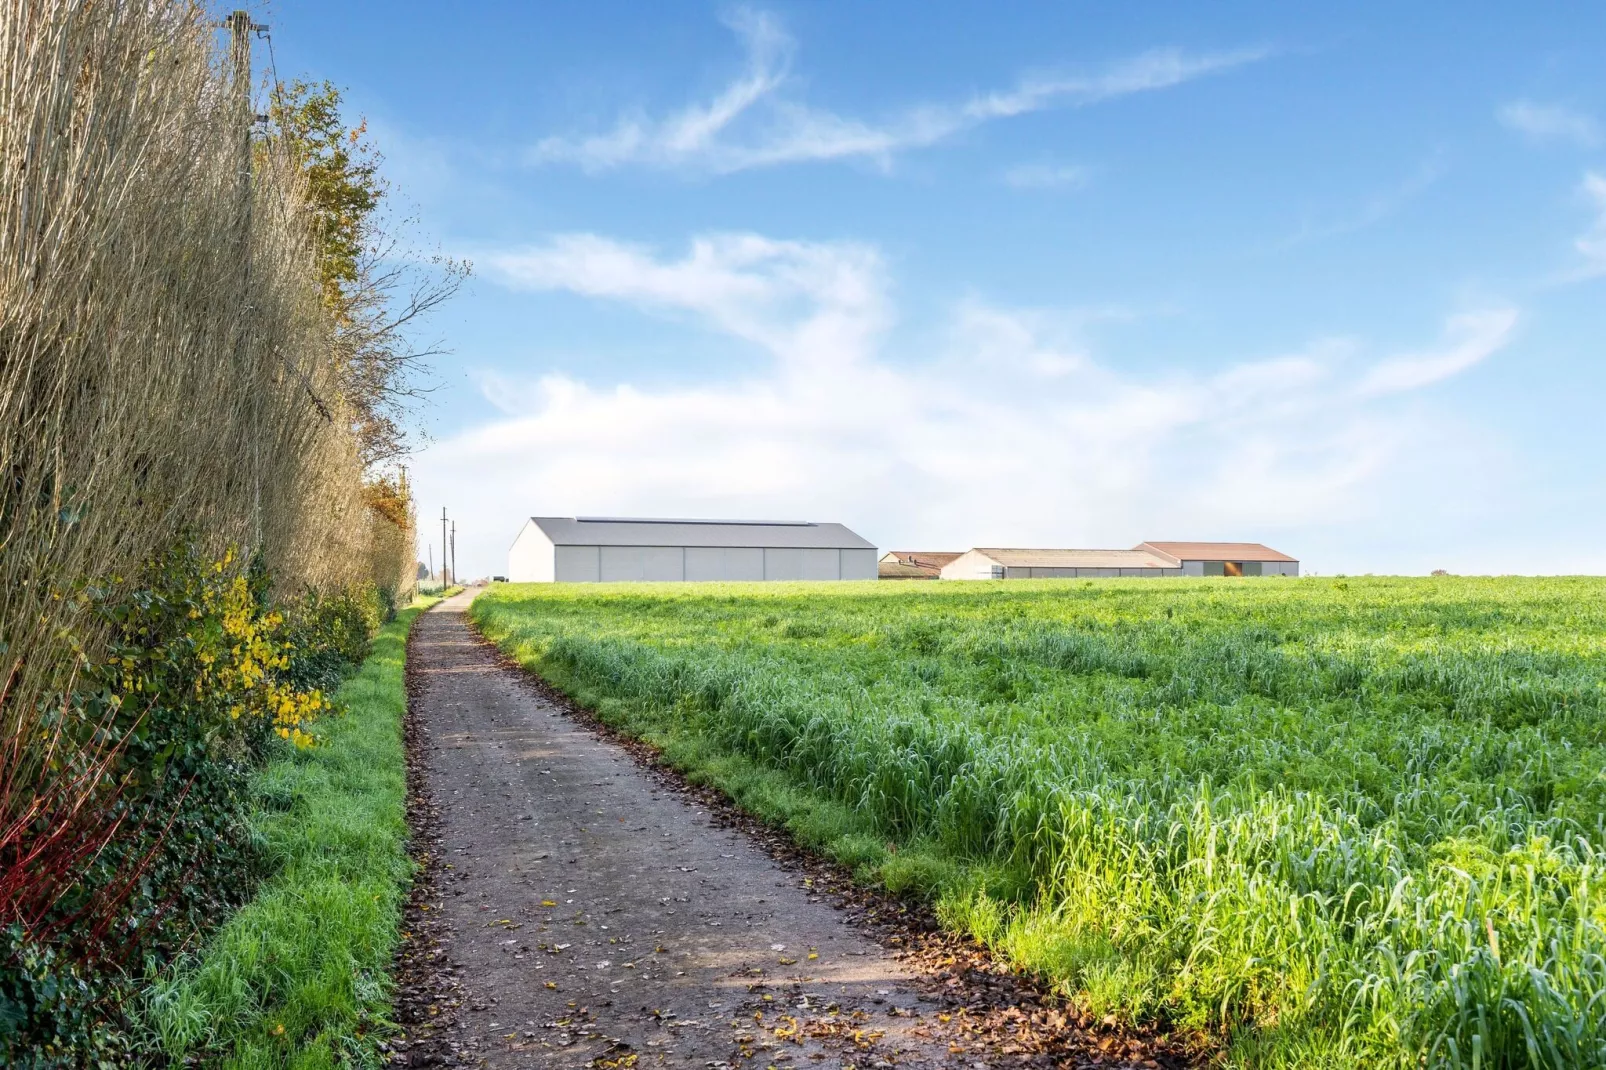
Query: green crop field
xmin=471 ymin=577 xmax=1606 ymax=1068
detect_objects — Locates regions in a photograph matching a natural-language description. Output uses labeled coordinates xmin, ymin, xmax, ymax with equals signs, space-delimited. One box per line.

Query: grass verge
xmin=140 ymin=596 xmax=440 ymax=1068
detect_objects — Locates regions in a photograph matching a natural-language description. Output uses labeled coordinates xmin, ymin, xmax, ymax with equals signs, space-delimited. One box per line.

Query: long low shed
xmin=1133 ymin=542 xmax=1299 ymax=577
xmin=942 ymin=548 xmax=1184 ymax=580
xmin=508 ymin=517 xmax=879 ymax=583
xmin=940 ymin=542 xmax=1299 ymax=580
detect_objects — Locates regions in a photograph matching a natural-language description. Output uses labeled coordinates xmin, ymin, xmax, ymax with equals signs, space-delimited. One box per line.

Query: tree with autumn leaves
xmin=267 ymin=81 xmax=463 ymax=591
xmin=268 ymin=79 xmax=467 ymax=473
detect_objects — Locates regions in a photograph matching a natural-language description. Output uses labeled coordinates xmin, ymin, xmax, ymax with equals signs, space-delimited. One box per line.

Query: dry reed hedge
xmin=0 ymin=0 xmax=396 ymax=941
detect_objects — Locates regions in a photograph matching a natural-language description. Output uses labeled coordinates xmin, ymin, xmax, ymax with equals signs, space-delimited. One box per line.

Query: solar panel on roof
xmin=573 ymin=517 xmax=814 ymax=526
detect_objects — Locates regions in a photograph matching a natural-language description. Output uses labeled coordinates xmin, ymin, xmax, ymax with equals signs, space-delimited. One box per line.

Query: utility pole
xmin=441 ymin=508 xmax=449 ymax=587
xmin=226 ymin=10 xmax=267 ymax=551
xmin=427 ymin=544 xmax=434 ymax=584
xmin=450 ymin=522 xmax=457 ymax=587
xmin=226 ymin=10 xmax=254 ymax=257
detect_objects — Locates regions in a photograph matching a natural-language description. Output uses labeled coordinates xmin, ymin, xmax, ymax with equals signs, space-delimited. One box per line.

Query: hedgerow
xmin=141 ymin=598 xmax=435 ymax=1066
xmin=0 ymin=0 xmax=437 ymax=1062
xmin=0 ymin=543 xmax=389 ymax=1065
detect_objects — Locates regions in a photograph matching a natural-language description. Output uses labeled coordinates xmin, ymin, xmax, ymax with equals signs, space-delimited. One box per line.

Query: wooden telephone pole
xmin=226 ymin=10 xmax=266 ymax=550
xmin=441 ymin=508 xmax=449 ymax=586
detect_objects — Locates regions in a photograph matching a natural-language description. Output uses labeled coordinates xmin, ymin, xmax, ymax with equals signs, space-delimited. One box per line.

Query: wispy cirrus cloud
xmin=528 ymin=8 xmax=1271 ymax=174
xmin=1276 ymin=156 xmax=1445 ymax=248
xmin=442 ymin=229 xmax=1518 ymax=559
xmin=1575 ymin=172 xmax=1606 ymax=277
xmin=1002 ymin=163 xmax=1092 ymax=190
xmin=1356 ymin=308 xmax=1518 ymax=397
xmin=1497 ymin=100 xmax=1601 ymax=147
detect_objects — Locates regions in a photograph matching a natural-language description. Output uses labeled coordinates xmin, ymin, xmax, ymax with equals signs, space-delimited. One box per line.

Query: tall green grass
xmin=471 ymin=576 xmax=1606 ymax=1068
xmin=141 ymin=598 xmax=437 ymax=1068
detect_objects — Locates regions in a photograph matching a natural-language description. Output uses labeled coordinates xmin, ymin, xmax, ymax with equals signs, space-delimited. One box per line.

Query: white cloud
xmin=1002 ymin=163 xmax=1091 ymax=190
xmin=481 ymin=233 xmax=886 ymax=371
xmin=424 ymin=230 xmax=1518 ymax=573
xmin=1576 ymin=171 xmax=1606 ymax=276
xmin=1355 ymin=308 xmax=1518 ymax=396
xmin=1498 ymin=101 xmax=1601 ymax=147
xmin=1267 ymin=156 xmax=1445 ymax=251
xmin=529 ymin=9 xmax=1269 ymax=173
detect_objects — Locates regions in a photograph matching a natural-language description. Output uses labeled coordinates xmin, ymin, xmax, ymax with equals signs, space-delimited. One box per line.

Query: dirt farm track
xmin=388 ymin=589 xmax=1182 ymax=1069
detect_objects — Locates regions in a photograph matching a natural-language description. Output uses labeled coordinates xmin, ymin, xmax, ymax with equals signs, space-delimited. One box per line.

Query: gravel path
xmin=391 ymin=590 xmax=1177 ymax=1070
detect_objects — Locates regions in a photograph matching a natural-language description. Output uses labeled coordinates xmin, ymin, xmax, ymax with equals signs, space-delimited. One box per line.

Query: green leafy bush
xmin=280 ymin=582 xmax=385 ymax=693
xmin=143 ymin=600 xmax=432 ymax=1065
xmin=0 ymin=543 xmax=386 ymax=1064
xmin=0 ymin=924 xmax=128 ymax=1069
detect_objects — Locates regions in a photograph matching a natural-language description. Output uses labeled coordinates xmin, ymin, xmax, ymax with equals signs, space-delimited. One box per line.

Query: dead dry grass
xmin=0 ymin=0 xmax=392 ymax=938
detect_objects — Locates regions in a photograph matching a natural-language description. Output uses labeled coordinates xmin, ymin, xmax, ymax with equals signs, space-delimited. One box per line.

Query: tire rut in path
xmin=391 ymin=591 xmax=1166 ymax=1069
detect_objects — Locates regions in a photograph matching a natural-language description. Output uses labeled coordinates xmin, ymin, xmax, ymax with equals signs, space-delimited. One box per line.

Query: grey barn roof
xmin=526 ymin=516 xmax=875 ymax=550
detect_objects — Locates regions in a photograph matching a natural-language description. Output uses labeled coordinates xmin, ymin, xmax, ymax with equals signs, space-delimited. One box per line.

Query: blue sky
xmin=263 ymin=1 xmax=1606 ymax=577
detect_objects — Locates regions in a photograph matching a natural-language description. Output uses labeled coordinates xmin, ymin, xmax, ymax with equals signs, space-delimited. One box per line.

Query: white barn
xmin=508 ymin=517 xmax=879 ymax=583
xmin=939 ymin=542 xmax=1299 ymax=580
xmin=1132 ymin=542 xmax=1299 ymax=577
xmin=940 ymin=547 xmax=1183 ymax=580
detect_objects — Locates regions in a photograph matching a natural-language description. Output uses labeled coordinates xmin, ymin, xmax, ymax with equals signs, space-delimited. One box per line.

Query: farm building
xmin=941 ymin=547 xmax=1183 ymax=580
xmin=940 ymin=542 xmax=1298 ymax=580
xmin=1132 ymin=542 xmax=1300 ymax=576
xmin=508 ymin=517 xmax=878 ymax=583
xmin=878 ymin=551 xmax=961 ymax=580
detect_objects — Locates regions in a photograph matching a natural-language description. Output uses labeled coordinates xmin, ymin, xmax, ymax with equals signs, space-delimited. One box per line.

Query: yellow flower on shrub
xmin=106 ymin=549 xmax=337 ymax=750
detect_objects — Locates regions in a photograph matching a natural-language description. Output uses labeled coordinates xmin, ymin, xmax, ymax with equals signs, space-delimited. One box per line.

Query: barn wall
xmin=683 ymin=547 xmax=719 ymax=580
xmin=951 ymin=563 xmax=1200 ymax=580
xmin=1183 ymin=559 xmax=1298 ymax=577
xmin=642 ymin=546 xmax=685 ymax=581
xmin=507 ymin=521 xmax=555 ymax=582
xmin=599 ymin=545 xmax=687 ymax=581
xmin=800 ymin=547 xmax=841 ymax=580
xmin=940 ymin=550 xmax=1004 ymax=580
xmin=841 ymin=548 xmax=878 ymax=580
xmin=598 ymin=546 xmax=640 ymax=581
xmin=536 ymin=536 xmax=880 ymax=583
xmin=685 ymin=546 xmax=765 ymax=581
xmin=731 ymin=547 xmax=768 ymax=580
xmin=555 ymin=544 xmax=601 ymax=582
xmin=764 ymin=547 xmax=804 ymax=580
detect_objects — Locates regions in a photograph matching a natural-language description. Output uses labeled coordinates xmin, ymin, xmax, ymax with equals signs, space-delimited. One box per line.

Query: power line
xmin=248 ymin=21 xmax=337 ymax=425
xmin=225 ymin=11 xmax=265 ymax=551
